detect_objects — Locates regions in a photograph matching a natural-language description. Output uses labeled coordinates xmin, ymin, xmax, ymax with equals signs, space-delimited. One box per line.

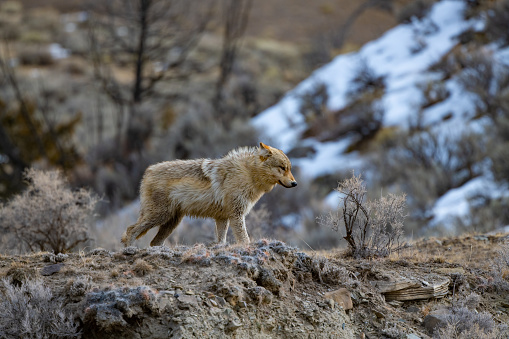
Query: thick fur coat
xmin=121 ymin=142 xmax=297 ymax=246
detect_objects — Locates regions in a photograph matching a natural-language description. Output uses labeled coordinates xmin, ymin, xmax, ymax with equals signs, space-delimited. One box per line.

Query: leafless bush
xmin=477 ymin=243 xmax=509 ymax=292
xmin=302 ymin=89 xmax=384 ymax=142
xmin=397 ymin=0 xmax=433 ymax=23
xmin=0 ymin=279 xmax=80 ymax=339
xmin=0 ymin=168 xmax=98 ymax=254
xmin=485 ymin=0 xmax=509 ymax=47
xmin=299 ymin=83 xmax=329 ymax=123
xmin=434 ymin=304 xmax=499 ymax=339
xmin=301 ymin=63 xmax=384 ymax=143
xmin=457 ymin=50 xmax=509 ymax=119
xmin=318 ymin=173 xmax=407 ymax=258
xmin=348 ymin=59 xmax=385 ymax=99
xmin=159 ymin=98 xmax=258 ymax=160
xmin=17 ymin=47 xmax=54 ymax=66
xmin=371 ymin=126 xmax=487 ymax=218
xmin=419 ymin=80 xmax=450 ymax=109
xmin=453 ymin=193 xmax=509 ymax=234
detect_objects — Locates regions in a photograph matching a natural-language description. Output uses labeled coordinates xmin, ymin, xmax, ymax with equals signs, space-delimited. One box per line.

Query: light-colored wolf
xmin=121 ymin=142 xmax=297 ymax=246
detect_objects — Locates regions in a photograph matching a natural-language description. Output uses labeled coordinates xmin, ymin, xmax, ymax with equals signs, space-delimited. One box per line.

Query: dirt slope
xmin=1 ymin=235 xmax=509 ymax=338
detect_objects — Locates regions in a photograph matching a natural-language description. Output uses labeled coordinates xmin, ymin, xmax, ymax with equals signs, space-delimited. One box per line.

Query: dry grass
xmin=132 ymin=259 xmax=154 ymax=277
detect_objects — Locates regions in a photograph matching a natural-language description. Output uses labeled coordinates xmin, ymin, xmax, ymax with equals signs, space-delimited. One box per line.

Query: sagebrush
xmin=318 ymin=173 xmax=406 ymax=258
xmin=0 ymin=279 xmax=80 ymax=339
xmin=0 ymin=168 xmax=98 ymax=254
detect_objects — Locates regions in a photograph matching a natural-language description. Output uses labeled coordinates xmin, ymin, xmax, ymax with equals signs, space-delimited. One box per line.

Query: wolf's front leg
xmin=215 ymin=219 xmax=229 ymax=244
xmin=230 ymin=215 xmax=250 ymax=244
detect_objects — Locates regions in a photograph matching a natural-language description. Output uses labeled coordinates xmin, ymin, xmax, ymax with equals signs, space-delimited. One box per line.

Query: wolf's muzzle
xmin=279 ymin=180 xmax=298 ymax=188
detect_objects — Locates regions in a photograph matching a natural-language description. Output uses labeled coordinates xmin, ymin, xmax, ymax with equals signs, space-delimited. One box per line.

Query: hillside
xmin=253 ymin=0 xmax=509 ymax=236
xmin=1 ymin=236 xmax=509 ymax=338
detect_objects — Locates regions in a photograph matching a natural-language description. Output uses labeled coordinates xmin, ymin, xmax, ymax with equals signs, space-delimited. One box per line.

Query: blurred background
xmin=1 ymin=0 xmax=508 ymax=251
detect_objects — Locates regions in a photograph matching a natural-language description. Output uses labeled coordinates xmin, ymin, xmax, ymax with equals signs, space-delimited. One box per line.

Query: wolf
xmin=121 ymin=142 xmax=297 ymax=247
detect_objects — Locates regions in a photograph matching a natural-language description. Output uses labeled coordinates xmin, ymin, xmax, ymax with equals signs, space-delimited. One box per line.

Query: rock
xmin=122 ymin=246 xmax=138 ymax=255
xmin=226 ymin=320 xmax=242 ymax=332
xmin=435 ymin=267 xmax=465 ymax=275
xmin=423 ymin=309 xmax=449 ymax=334
xmin=323 ymin=288 xmax=353 ymax=310
xmin=40 ymin=263 xmax=64 ymax=276
xmin=177 ymin=295 xmax=199 ymax=308
xmin=406 ymin=306 xmax=420 ymax=313
xmin=216 ymin=296 xmax=227 ymax=307
xmin=407 ymin=334 xmax=421 ymax=339
xmin=256 ymin=268 xmax=282 ymax=295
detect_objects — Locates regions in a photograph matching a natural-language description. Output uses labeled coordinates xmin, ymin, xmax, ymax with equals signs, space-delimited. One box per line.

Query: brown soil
xmin=1 ymin=234 xmax=509 ymax=338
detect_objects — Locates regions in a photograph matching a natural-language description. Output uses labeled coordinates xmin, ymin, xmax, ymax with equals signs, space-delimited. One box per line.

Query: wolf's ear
xmin=259 ymin=142 xmax=273 ymax=161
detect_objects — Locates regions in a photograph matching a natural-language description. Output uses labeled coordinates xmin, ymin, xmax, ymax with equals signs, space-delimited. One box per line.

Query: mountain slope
xmin=253 ymin=0 xmax=509 ymax=230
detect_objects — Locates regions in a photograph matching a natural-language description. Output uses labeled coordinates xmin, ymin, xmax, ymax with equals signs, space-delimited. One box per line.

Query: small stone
xmin=209 ymin=299 xmax=218 ymax=307
xmin=238 ymin=301 xmax=247 ymax=308
xmin=406 ymin=306 xmax=420 ymax=313
xmin=323 ymin=288 xmax=353 ymax=310
xmin=122 ymin=246 xmax=138 ymax=255
xmin=226 ymin=320 xmax=242 ymax=332
xmin=40 ymin=263 xmax=64 ymax=276
xmin=423 ymin=309 xmax=449 ymax=334
xmin=388 ymin=300 xmax=403 ymax=307
xmin=407 ymin=334 xmax=421 ymax=339
xmin=216 ymin=296 xmax=227 ymax=307
xmin=177 ymin=295 xmax=199 ymax=308
xmin=185 ymin=290 xmax=194 ymax=295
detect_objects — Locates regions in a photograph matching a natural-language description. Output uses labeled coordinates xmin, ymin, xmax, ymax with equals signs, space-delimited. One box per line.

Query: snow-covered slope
xmin=253 ymin=1 xmax=509 ymax=227
xmin=253 ymin=1 xmax=476 ymax=153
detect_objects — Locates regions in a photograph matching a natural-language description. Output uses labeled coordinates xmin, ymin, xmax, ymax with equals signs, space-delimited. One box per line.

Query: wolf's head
xmin=259 ymin=142 xmax=297 ymax=188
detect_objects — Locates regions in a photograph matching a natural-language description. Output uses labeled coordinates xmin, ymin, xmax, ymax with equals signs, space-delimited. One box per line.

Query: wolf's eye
xmin=279 ymin=166 xmax=286 ymax=171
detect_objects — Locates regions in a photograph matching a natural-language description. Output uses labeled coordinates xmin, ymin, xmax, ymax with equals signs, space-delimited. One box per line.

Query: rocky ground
xmin=1 ymin=235 xmax=509 ymax=338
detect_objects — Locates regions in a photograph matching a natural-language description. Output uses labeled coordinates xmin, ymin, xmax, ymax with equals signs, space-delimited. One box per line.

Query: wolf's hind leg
xmin=215 ymin=219 xmax=229 ymax=244
xmin=121 ymin=212 xmax=167 ymax=247
xmin=150 ymin=213 xmax=183 ymax=246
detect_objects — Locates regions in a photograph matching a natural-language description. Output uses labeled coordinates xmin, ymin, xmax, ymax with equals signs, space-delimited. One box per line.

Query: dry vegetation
xmin=0 ymin=236 xmax=509 ymax=338
xmin=2 ymin=1 xmax=509 ymax=338
xmin=0 ymin=169 xmax=97 ymax=254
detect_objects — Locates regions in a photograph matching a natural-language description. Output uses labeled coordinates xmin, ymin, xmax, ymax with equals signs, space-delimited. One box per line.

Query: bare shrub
xmin=457 ymin=50 xmax=509 ymax=119
xmin=453 ymin=193 xmax=509 ymax=234
xmin=434 ymin=305 xmax=499 ymax=339
xmin=318 ymin=173 xmax=407 ymax=258
xmin=347 ymin=59 xmax=385 ymax=99
xmin=299 ymin=83 xmax=329 ymax=123
xmin=419 ymin=80 xmax=450 ymax=109
xmin=484 ymin=0 xmax=509 ymax=47
xmin=477 ymin=243 xmax=509 ymax=292
xmin=0 ymin=168 xmax=98 ymax=254
xmin=17 ymin=47 xmax=54 ymax=66
xmin=397 ymin=0 xmax=433 ymax=24
xmin=301 ymin=63 xmax=384 ymax=143
xmin=160 ymin=99 xmax=258 ymax=160
xmin=371 ymin=126 xmax=487 ymax=218
xmin=0 ymin=279 xmax=80 ymax=339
